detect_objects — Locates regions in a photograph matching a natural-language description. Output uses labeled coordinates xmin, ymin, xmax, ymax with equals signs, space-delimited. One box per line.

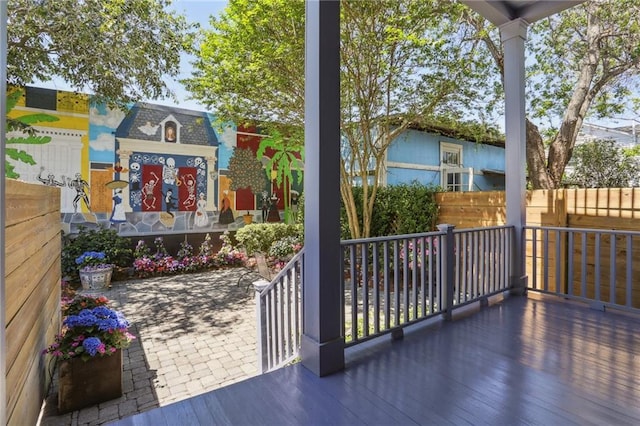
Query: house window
xmin=25 ymin=86 xmax=57 ymax=111
xmin=440 ymin=142 xmax=463 ymax=191
xmin=164 ymin=121 xmax=177 ymax=143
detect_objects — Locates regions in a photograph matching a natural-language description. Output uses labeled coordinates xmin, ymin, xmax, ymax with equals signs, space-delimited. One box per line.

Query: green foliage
xmin=257 ymin=131 xmax=304 ymax=223
xmin=341 ymin=183 xmax=440 ymax=239
xmin=566 ymin=139 xmax=640 ymax=188
xmin=228 ymin=147 xmax=266 ymax=194
xmin=7 ymin=0 xmax=196 ymax=106
xmin=134 ymin=239 xmax=151 ymax=260
xmin=268 ymin=235 xmax=303 ymax=259
xmin=294 ymin=192 xmax=304 ymax=225
xmin=257 ymin=131 xmax=304 ymax=187
xmin=464 ymin=1 xmax=640 ymax=187
xmin=62 ymin=227 xmax=133 ymax=279
xmin=235 ymin=223 xmax=304 ymax=254
xmin=527 ymin=1 xmax=640 ymax=122
xmin=186 ymin=0 xmax=482 ymax=238
xmin=198 ymin=233 xmax=216 ymax=256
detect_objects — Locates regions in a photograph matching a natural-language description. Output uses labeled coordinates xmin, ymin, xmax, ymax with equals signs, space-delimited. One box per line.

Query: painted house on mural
xmin=112 ymin=103 xmax=221 ymax=234
xmin=384 ymin=123 xmax=506 ymax=191
xmin=6 ymin=86 xmax=304 ymax=238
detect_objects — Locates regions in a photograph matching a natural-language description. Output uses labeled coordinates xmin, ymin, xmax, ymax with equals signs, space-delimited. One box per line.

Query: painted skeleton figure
xmin=67 ymin=173 xmax=91 ymax=213
xmin=37 ymin=166 xmax=65 ymax=187
xmin=143 ymin=172 xmax=160 ymax=209
xmin=163 ymin=157 xmax=179 ymax=185
xmin=181 ymin=173 xmax=197 ymax=208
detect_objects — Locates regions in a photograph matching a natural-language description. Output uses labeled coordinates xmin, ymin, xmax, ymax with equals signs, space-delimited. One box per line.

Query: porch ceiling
xmin=461 ymin=0 xmax=585 ymax=26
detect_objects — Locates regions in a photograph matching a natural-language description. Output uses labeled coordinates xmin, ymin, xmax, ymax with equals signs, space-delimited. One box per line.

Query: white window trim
xmin=440 ymin=142 xmax=464 ymax=190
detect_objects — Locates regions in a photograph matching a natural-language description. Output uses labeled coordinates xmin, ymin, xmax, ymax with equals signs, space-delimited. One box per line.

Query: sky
xmin=34 ymin=0 xmax=638 ymax=131
xmin=156 ymin=0 xmax=228 ymax=111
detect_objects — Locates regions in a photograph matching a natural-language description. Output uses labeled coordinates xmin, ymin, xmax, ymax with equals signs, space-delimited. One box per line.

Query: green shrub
xmin=62 ymin=227 xmax=133 ymax=278
xmin=235 ymin=223 xmax=303 ymax=254
xmin=340 ymin=182 xmax=440 ymax=239
xmin=268 ymin=235 xmax=303 ymax=259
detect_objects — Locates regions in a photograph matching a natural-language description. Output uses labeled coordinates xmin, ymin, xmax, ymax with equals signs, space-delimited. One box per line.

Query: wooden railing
xmin=254 ymin=249 xmax=304 ymax=373
xmin=525 ymin=226 xmax=640 ymax=313
xmin=255 ymin=225 xmax=514 ymax=372
xmin=451 ymin=226 xmax=513 ymax=307
xmin=341 ymin=229 xmax=445 ymax=345
xmin=342 ymin=225 xmax=513 ymax=345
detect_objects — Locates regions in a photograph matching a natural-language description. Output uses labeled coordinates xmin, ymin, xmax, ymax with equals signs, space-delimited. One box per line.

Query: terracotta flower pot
xmin=58 ymin=349 xmax=123 ymax=413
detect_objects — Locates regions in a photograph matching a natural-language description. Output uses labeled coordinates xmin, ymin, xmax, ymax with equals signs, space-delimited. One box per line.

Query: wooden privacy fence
xmin=437 ymin=188 xmax=640 ymax=307
xmin=5 ymin=179 xmax=61 ymax=425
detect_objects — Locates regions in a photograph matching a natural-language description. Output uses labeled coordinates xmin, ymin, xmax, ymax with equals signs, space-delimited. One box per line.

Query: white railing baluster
xmin=595 ymin=233 xmax=601 ymax=301
xmin=258 ymin=226 xmax=520 ymax=371
xmin=627 ymin=236 xmax=633 ymax=308
xmin=524 ymin=226 xmax=640 ymax=315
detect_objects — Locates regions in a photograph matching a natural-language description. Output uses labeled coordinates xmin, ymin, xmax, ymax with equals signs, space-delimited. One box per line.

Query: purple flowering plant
xmin=43 ymin=295 xmax=135 ymax=361
xmin=75 ymin=251 xmax=112 ymax=272
xmin=132 ymin=233 xmax=246 ymax=278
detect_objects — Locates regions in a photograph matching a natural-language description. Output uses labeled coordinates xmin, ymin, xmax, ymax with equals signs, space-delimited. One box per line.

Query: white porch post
xmin=1 ymin=1 xmax=8 ymax=423
xmin=501 ymin=19 xmax=529 ymax=293
xmin=301 ymin=0 xmax=345 ymax=376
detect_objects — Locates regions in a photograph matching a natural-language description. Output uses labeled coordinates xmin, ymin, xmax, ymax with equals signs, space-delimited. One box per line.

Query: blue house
xmin=385 ymin=123 xmax=506 ymax=191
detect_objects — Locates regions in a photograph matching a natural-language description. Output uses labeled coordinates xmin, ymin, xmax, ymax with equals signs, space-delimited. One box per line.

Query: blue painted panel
xmin=386 ymin=168 xmax=440 ymax=186
xmin=388 ymin=130 xmax=441 ymax=165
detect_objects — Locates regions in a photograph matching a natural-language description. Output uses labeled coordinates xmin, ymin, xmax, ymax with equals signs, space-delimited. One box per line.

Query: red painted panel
xmin=141 ymin=165 xmax=163 ymax=211
xmin=236 ymin=188 xmax=255 ymax=211
xmin=178 ymin=168 xmax=198 ymax=211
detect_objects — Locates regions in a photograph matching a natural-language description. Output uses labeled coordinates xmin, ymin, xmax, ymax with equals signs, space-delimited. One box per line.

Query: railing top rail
xmin=452 ymin=225 xmax=515 ymax=234
xmin=341 ymin=230 xmax=446 ymax=246
xmin=525 ymin=225 xmax=640 ymax=237
xmin=259 ymin=248 xmax=305 ymax=297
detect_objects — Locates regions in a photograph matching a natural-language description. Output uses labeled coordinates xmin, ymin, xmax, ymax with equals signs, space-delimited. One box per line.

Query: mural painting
xmin=6 ymin=87 xmax=92 ymax=219
xmin=6 ymin=86 xmax=304 ymax=237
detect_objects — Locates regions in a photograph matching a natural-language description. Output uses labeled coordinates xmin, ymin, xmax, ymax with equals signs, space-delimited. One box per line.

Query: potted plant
xmin=76 ymin=251 xmax=114 ymax=290
xmin=243 ymin=211 xmax=254 ymax=224
xmin=43 ymin=295 xmax=135 ymax=413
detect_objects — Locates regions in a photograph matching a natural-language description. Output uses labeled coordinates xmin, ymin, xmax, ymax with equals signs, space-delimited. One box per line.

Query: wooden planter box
xmin=58 ymin=349 xmax=123 ymax=413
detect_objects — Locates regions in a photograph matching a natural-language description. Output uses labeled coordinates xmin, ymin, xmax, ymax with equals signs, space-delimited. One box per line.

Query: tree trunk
xmin=527 ymin=6 xmax=601 ymax=189
xmin=525 ymin=119 xmax=554 ymax=189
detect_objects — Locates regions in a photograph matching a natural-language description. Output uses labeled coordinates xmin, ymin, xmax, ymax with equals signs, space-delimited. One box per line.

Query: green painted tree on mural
xmin=6 ymin=89 xmax=60 ymax=179
xmin=227 ymin=147 xmax=266 ymax=195
xmin=257 ymin=131 xmax=304 ymax=224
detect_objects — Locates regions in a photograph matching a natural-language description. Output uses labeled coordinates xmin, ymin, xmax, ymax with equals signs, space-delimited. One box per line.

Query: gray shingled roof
xmin=116 ymin=102 xmax=218 ymax=146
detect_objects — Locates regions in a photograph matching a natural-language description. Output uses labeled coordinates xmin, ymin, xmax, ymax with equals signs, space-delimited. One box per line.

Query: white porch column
xmin=501 ymin=19 xmax=529 ymax=293
xmin=301 ymin=0 xmax=344 ymax=376
xmin=1 ymin=2 xmax=8 ymax=423
xmin=117 ymin=149 xmax=132 ymax=211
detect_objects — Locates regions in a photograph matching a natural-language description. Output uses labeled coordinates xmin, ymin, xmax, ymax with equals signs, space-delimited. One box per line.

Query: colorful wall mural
xmin=7 ymin=85 xmax=506 ymax=238
xmin=6 ymin=86 xmax=303 ymax=237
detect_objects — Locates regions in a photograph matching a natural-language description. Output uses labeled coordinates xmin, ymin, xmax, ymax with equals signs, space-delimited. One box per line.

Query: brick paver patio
xmin=39 ymin=268 xmax=258 ymax=425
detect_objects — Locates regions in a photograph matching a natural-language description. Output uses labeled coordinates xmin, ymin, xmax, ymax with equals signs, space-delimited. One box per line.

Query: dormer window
xmin=164 ymin=121 xmax=177 ymax=143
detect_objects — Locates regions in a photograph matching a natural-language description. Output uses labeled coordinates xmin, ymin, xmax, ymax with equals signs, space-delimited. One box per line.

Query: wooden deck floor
xmin=113 ymin=295 xmax=640 ymax=425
